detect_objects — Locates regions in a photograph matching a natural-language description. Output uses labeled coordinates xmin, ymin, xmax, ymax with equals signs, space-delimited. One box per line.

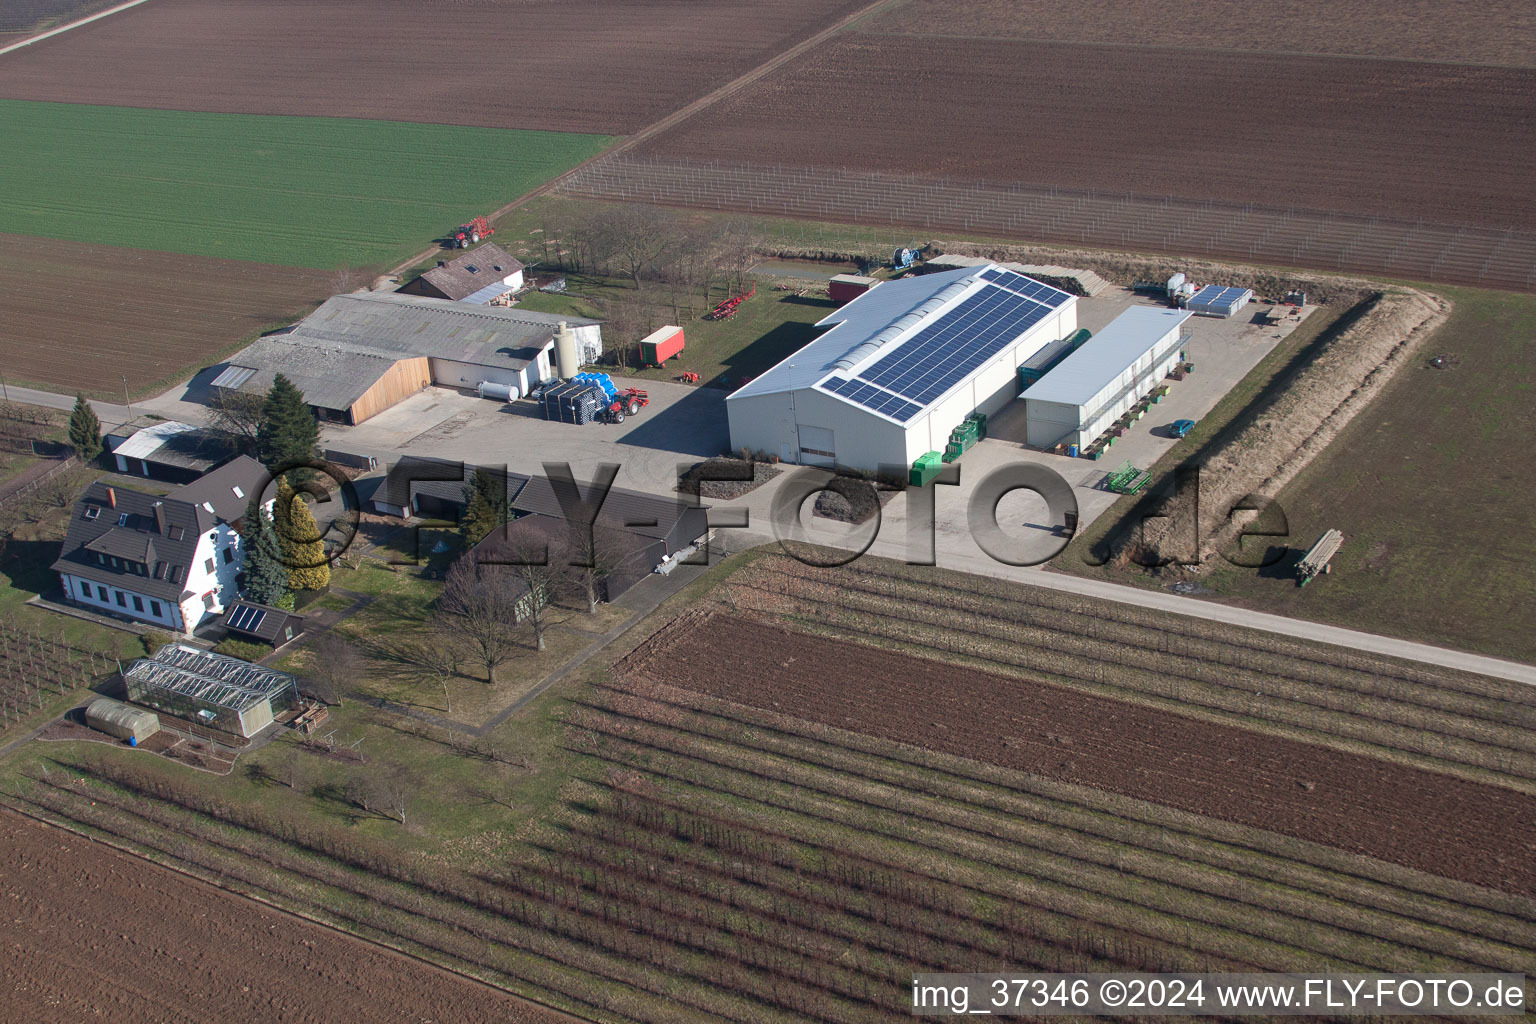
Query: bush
xmin=140 ymin=630 xmax=174 ymax=657
xmin=213 ymin=638 xmax=270 ymax=662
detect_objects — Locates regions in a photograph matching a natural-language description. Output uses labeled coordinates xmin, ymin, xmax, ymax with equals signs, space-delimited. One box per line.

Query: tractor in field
xmin=602 ymin=388 xmax=649 ymax=424
xmin=448 ymin=215 xmax=495 ymax=249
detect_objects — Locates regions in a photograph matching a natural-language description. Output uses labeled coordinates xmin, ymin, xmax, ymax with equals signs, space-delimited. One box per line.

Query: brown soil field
xmin=621 ymin=610 xmax=1536 ymax=898
xmin=872 ymin=0 xmax=1536 ymax=68
xmin=635 ymin=35 xmax=1536 ymax=230
xmin=0 ymin=233 xmax=330 ymax=396
xmin=0 ymin=0 xmax=870 ymax=135
xmin=0 ymin=810 xmax=573 ymax=1024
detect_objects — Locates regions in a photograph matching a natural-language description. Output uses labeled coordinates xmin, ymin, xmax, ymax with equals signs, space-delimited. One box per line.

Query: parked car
xmin=1170 ymin=418 xmax=1197 ymax=438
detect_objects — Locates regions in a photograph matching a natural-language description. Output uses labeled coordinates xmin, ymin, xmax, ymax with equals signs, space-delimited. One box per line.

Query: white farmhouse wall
xmin=59 ymin=573 xmax=184 ymax=629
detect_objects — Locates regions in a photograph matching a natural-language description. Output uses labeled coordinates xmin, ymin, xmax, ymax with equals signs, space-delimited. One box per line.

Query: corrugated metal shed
xmin=112 ymin=421 xmax=198 ymax=461
xmin=1020 ymin=307 xmax=1192 ymax=407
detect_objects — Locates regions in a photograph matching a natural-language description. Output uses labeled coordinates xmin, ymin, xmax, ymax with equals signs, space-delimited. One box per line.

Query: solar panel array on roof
xmin=813 ymin=270 xmax=1072 ymax=422
xmin=1188 ymin=285 xmax=1252 ymax=311
xmin=821 ymin=376 xmax=923 ymax=422
xmin=227 ymin=604 xmax=268 ymax=634
xmin=979 ymin=268 xmax=1073 ymax=308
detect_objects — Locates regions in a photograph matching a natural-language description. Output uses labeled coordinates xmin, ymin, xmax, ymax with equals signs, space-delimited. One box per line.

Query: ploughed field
xmin=0 ymin=810 xmax=573 ymax=1024
xmin=874 ymin=0 xmax=1536 ymax=67
xmin=621 ymin=605 xmax=1536 ymax=898
xmin=634 ymin=34 xmax=1536 ymax=231
xmin=0 ymin=233 xmax=331 ymax=395
xmin=0 ymin=0 xmax=871 ymax=134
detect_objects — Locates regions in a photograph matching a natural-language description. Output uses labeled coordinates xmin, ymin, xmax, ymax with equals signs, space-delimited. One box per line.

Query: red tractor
xmin=602 ymin=388 xmax=649 ymax=424
xmin=449 ymin=215 xmax=495 ymax=249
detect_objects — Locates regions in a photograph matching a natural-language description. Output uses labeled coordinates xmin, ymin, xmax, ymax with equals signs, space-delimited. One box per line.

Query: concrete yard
xmin=317 ymin=288 xmax=1310 ymax=562
xmin=321 ymin=377 xmax=729 ymax=497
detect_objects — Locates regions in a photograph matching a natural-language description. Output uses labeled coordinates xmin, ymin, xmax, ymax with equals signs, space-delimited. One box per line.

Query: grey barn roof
xmin=218 ymin=291 xmax=598 ymax=411
xmin=411 ymin=242 xmax=525 ymax=301
xmin=1020 ymin=307 xmax=1191 ymax=407
xmin=511 ymin=477 xmax=704 ymax=543
xmin=374 ymin=457 xmax=529 ymax=511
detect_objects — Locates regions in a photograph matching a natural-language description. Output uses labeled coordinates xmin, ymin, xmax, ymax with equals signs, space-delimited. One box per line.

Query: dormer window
xmin=153 ymin=562 xmax=167 ymax=579
xmin=83 ymin=506 xmax=100 ymax=521
xmin=117 ymin=513 xmax=129 ymax=526
xmin=168 ymin=526 xmax=184 ymax=541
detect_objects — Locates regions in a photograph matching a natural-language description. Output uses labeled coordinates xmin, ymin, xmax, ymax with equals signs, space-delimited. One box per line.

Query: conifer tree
xmin=460 ymin=467 xmax=510 ymax=546
xmin=239 ymin=496 xmax=290 ymax=607
xmin=255 ymin=373 xmax=319 ymax=475
xmin=273 ymin=478 xmax=331 ymax=592
xmin=67 ymin=394 xmax=102 ymax=461
xmin=461 ymin=487 xmax=499 ymax=546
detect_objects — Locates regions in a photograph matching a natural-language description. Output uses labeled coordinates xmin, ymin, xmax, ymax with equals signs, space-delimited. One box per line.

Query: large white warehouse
xmin=727 ymin=265 xmax=1078 ymax=471
xmin=1021 ymin=306 xmax=1192 ymax=449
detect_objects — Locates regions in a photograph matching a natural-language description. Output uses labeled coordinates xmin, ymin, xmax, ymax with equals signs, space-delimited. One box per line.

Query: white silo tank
xmin=554 ymin=321 xmax=579 ymax=379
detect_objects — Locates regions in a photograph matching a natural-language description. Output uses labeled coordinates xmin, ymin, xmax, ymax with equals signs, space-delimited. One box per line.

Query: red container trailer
xmin=638 ymin=325 xmax=685 ymax=366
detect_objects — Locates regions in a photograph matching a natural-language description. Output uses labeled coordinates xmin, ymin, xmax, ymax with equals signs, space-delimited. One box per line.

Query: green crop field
xmin=0 ymin=100 xmax=613 ymax=268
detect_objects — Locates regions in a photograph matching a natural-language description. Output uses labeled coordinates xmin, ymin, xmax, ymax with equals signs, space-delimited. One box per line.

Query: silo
xmin=554 ymin=321 xmax=579 ymax=379
xmin=85 ymin=698 xmax=160 ymax=745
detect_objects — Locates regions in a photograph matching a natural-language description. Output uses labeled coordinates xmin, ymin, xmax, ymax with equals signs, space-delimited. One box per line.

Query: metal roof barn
xmin=728 ymin=263 xmax=1078 ymax=471
xmin=1186 ymin=284 xmax=1253 ymax=318
xmin=1021 ymin=306 xmax=1192 ymax=449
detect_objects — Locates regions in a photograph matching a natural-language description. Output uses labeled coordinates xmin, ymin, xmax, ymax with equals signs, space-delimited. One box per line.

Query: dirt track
xmin=621 ymin=611 xmax=1536 ymax=898
xmin=0 ymin=810 xmax=574 ymax=1024
xmin=0 ymin=0 xmax=869 ymax=135
xmin=0 ymin=233 xmax=331 ymax=395
xmin=636 ymin=34 xmax=1536 ymax=230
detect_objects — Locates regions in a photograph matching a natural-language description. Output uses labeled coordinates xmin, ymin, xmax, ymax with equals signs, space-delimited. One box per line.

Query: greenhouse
xmin=123 ymin=643 xmax=298 ymax=738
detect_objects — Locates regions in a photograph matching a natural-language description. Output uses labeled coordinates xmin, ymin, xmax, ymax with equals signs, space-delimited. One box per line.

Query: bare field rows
xmin=0 ymin=810 xmax=573 ymax=1024
xmin=560 ymin=156 xmax=1536 ymax=292
xmin=619 ymin=605 xmax=1536 ymax=897
xmin=711 ymin=555 xmax=1536 ymax=788
xmin=872 ymin=0 xmax=1536 ymax=67
xmin=0 ymin=233 xmax=329 ymax=395
xmin=632 ymin=36 xmax=1536 ymax=233
xmin=13 ymin=677 xmax=1533 ymax=1024
xmin=0 ymin=0 xmax=871 ymax=134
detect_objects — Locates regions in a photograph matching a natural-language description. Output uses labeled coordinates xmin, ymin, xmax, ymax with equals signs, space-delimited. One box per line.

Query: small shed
xmin=1186 ymin=284 xmax=1253 ymax=318
xmin=85 ymin=697 xmax=160 ymax=745
xmin=828 ymin=274 xmax=879 ymax=305
xmin=223 ymin=600 xmax=305 ymax=647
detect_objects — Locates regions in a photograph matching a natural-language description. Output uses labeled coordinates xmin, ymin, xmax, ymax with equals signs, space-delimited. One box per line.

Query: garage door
xmin=798 ymin=425 xmax=835 ymax=467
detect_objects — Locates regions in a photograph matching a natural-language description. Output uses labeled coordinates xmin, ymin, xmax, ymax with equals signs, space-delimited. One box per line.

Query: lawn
xmin=0 ymin=100 xmax=614 ymax=269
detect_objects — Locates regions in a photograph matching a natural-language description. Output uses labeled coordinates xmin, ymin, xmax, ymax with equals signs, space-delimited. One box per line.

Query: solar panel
xmin=818 ymin=271 xmax=1067 ymax=421
xmin=979 ymin=268 xmax=1072 ymax=308
xmin=228 ymin=604 xmax=267 ymax=633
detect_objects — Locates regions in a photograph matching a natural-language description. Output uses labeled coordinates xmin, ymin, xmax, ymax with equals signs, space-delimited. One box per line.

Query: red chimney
xmin=106 ymin=487 xmax=116 ymax=508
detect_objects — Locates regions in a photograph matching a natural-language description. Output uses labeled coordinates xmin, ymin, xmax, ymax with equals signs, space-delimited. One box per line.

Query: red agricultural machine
xmin=602 ymin=388 xmax=649 ymax=424
xmin=678 ymin=371 xmax=700 ymax=384
xmin=706 ymin=283 xmax=756 ymax=321
xmin=448 ymin=215 xmax=495 ymax=249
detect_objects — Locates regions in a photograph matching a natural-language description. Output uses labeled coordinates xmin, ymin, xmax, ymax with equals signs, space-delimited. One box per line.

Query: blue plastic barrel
xmin=1068 ymin=444 xmax=1079 ymax=458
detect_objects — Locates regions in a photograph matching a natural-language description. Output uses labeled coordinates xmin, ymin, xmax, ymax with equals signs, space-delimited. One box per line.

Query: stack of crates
xmin=542 ymin=382 xmax=603 ymax=424
xmin=909 ymin=451 xmax=943 ymax=486
xmin=942 ymin=414 xmax=985 ymax=463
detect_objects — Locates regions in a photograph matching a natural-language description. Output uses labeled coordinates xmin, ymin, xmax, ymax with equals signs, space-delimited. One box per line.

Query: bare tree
xmin=306 ymin=632 xmax=360 ymax=707
xmin=559 ymin=519 xmax=634 ymax=614
xmin=205 ymin=388 xmax=266 ymax=456
xmin=378 ymin=633 xmax=458 ymax=712
xmin=379 ymin=767 xmax=411 ymax=825
xmin=714 ymin=218 xmax=764 ymax=291
xmin=603 ymin=204 xmax=680 ymax=287
xmin=439 ymin=552 xmax=534 ymax=679
xmin=280 ymin=744 xmax=307 ymax=792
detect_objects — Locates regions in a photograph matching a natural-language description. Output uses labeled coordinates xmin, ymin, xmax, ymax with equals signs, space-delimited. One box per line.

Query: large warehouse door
xmin=797 ymin=425 xmax=836 ymax=467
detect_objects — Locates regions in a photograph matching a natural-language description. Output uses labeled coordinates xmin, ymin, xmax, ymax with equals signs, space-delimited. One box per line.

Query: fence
xmin=0 ymin=454 xmax=78 ymax=510
xmin=558 ymin=155 xmax=1536 ymax=292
